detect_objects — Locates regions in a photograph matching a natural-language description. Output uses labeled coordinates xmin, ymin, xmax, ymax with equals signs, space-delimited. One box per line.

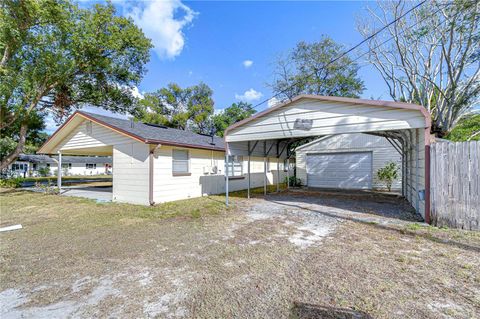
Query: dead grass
xmin=0 ymin=190 xmax=479 ymax=318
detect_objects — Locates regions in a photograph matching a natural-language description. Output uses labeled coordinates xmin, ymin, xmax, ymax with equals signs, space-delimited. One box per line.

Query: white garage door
xmin=306 ymin=152 xmax=372 ymax=190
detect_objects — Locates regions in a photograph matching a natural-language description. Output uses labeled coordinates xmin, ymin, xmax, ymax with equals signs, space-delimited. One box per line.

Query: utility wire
xmin=250 ymin=0 xmax=429 ymax=110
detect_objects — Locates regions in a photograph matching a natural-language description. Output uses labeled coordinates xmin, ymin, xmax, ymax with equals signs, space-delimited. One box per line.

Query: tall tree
xmin=0 ymin=0 xmax=152 ymax=169
xmin=135 ymin=82 xmax=214 ymax=134
xmin=357 ymin=0 xmax=480 ymax=137
xmin=212 ymin=102 xmax=256 ymax=137
xmin=270 ymin=36 xmax=365 ymax=101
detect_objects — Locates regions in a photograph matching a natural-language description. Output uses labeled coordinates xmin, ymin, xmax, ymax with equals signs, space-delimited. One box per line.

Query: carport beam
xmin=57 ymin=151 xmax=62 ymax=192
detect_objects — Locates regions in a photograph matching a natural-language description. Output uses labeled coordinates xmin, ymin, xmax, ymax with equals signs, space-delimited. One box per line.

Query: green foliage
xmin=376 ymin=162 xmax=399 ymax=192
xmin=0 ymin=177 xmax=22 ymax=188
xmin=445 ymin=115 xmax=480 ymax=142
xmin=134 ymin=82 xmax=214 ymax=134
xmin=285 ymin=175 xmax=302 ymax=187
xmin=37 ymin=166 xmax=50 ymax=177
xmin=212 ymin=102 xmax=256 ymax=137
xmin=0 ymin=0 xmax=152 ymax=168
xmin=35 ymin=181 xmax=58 ymax=194
xmin=270 ymin=36 xmax=364 ymax=100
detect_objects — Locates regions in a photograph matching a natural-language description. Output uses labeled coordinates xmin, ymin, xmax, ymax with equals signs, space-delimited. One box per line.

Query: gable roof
xmin=17 ymin=154 xmax=112 ymax=164
xmin=224 ymin=94 xmax=431 ymax=136
xmin=39 ymin=111 xmax=225 ymax=153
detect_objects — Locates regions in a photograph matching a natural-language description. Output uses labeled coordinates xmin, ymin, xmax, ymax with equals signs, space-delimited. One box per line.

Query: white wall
xmin=112 ymin=142 xmax=150 ymax=205
xmin=152 ymin=145 xmax=287 ymax=203
xmin=296 ymin=133 xmax=403 ymax=191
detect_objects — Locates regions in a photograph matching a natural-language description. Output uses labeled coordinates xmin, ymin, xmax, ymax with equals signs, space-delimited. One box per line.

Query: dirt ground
xmin=1 ymin=189 xmax=479 ymax=318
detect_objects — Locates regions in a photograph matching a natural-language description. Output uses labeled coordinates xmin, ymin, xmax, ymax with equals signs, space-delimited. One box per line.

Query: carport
xmin=223 ymin=95 xmax=432 ymax=222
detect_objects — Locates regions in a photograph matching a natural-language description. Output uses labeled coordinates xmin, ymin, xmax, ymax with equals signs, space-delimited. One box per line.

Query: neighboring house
xmin=296 ymin=133 xmax=402 ymax=191
xmin=38 ymin=111 xmax=287 ymax=205
xmin=7 ymin=154 xmax=112 ymax=177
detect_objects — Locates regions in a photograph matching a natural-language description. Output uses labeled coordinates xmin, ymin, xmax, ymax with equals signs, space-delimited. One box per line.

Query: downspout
xmin=149 ymin=144 xmax=161 ymax=206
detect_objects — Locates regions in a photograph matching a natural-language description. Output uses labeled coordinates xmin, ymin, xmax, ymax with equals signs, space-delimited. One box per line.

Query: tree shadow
xmin=290 ymin=302 xmax=373 ymax=319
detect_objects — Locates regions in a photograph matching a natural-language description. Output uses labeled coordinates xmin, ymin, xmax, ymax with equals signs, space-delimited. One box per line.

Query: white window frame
xmin=227 ymin=155 xmax=243 ymax=177
xmin=172 ymin=149 xmax=190 ymax=175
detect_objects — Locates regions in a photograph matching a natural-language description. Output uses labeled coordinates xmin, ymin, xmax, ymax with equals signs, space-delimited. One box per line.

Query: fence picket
xmin=430 ymin=141 xmax=479 ymax=230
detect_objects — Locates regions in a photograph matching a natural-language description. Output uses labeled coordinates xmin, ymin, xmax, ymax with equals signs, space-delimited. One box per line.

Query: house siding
xmin=152 ymin=145 xmax=287 ymax=203
xmin=112 ymin=142 xmax=150 ymax=205
xmin=57 ymin=119 xmax=133 ymax=152
xmin=296 ymin=134 xmax=402 ymax=191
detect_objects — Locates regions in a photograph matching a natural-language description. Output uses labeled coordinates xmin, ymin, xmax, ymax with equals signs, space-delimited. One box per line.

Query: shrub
xmin=35 ymin=181 xmax=59 ymax=194
xmin=0 ymin=177 xmax=22 ymax=188
xmin=285 ymin=175 xmax=302 ymax=187
xmin=37 ymin=166 xmax=50 ymax=177
xmin=376 ymin=162 xmax=399 ymax=192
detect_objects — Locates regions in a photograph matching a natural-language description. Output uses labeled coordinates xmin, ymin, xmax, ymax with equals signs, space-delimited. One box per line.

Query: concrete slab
xmin=60 ymin=187 xmax=112 ymax=202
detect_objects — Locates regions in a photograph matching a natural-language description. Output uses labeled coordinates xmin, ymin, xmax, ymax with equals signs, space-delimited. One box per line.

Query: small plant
xmin=376 ymin=161 xmax=399 ymax=192
xmin=285 ymin=175 xmax=302 ymax=187
xmin=0 ymin=177 xmax=22 ymax=188
xmin=35 ymin=181 xmax=59 ymax=194
xmin=37 ymin=166 xmax=50 ymax=177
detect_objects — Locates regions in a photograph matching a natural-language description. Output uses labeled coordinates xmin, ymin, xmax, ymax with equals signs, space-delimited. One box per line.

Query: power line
xmin=251 ymin=0 xmax=429 ymax=110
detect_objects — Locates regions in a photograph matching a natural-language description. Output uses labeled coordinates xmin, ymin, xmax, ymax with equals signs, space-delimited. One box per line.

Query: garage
xmin=223 ymin=95 xmax=432 ymax=222
xmin=306 ymin=152 xmax=372 ymax=189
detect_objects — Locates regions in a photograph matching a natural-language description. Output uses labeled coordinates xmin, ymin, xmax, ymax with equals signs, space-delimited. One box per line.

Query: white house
xmin=38 ymin=111 xmax=287 ymax=205
xmin=295 ymin=133 xmax=402 ymax=191
xmin=7 ymin=154 xmax=112 ymax=177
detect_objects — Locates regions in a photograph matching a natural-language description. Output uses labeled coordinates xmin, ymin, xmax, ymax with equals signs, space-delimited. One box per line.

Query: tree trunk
xmin=0 ymin=121 xmax=28 ymax=171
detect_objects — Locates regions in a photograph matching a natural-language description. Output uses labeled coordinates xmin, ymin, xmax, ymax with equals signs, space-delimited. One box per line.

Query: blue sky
xmin=46 ymin=0 xmax=389 ymax=133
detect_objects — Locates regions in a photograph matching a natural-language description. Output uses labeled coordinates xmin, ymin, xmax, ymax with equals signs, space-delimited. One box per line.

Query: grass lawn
xmin=1 ymin=189 xmax=479 ymax=318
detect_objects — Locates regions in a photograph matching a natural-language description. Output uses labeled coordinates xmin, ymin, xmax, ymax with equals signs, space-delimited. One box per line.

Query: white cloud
xmin=242 ymin=60 xmax=253 ymax=68
xmin=267 ymin=97 xmax=281 ymax=108
xmin=124 ymin=0 xmax=197 ymax=59
xmin=235 ymin=89 xmax=263 ymax=102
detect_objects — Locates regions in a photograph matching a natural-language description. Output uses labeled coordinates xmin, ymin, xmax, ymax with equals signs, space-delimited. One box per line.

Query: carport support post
xmin=247 ymin=141 xmax=251 ymax=199
xmin=263 ymin=140 xmax=267 ymax=196
xmin=57 ymin=151 xmax=62 ymax=193
xmin=276 ymin=142 xmax=280 ymax=193
xmin=225 ymin=143 xmax=229 ymax=207
xmin=286 ymin=158 xmax=290 ymax=190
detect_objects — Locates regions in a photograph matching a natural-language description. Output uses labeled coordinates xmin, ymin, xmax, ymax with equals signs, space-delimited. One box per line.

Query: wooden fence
xmin=430 ymin=141 xmax=479 ymax=230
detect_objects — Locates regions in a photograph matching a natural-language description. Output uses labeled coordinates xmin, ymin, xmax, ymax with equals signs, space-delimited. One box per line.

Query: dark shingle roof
xmin=79 ymin=111 xmax=225 ymax=151
xmin=17 ymin=154 xmax=112 ymax=164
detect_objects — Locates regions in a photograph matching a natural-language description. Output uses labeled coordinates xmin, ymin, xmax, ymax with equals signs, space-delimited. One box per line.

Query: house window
xmin=32 ymin=163 xmax=37 ymax=170
xmin=12 ymin=163 xmax=27 ymax=171
xmin=62 ymin=163 xmax=72 ymax=169
xmin=172 ymin=149 xmax=189 ymax=174
xmin=227 ymin=155 xmax=243 ymax=176
xmin=86 ymin=163 xmax=96 ymax=169
xmin=283 ymin=159 xmax=289 ymax=172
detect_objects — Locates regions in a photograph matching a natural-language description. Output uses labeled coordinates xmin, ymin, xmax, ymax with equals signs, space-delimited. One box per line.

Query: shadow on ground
xmin=290 ymin=302 xmax=373 ymax=319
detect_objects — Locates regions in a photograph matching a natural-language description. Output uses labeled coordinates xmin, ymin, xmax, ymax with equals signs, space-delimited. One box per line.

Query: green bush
xmin=0 ymin=177 xmax=22 ymax=188
xmin=37 ymin=166 xmax=50 ymax=177
xmin=376 ymin=162 xmax=399 ymax=192
xmin=285 ymin=175 xmax=302 ymax=187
